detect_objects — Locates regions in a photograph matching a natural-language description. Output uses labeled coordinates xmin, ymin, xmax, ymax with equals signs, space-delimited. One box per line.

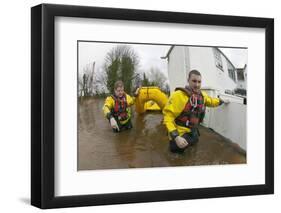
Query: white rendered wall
xmin=202 ymin=90 xmax=247 ymax=151
xmin=167 ymin=46 xmax=187 ymax=91
xmin=188 ymin=47 xmax=237 ymax=93
xmin=188 ymin=47 xmax=218 ymax=89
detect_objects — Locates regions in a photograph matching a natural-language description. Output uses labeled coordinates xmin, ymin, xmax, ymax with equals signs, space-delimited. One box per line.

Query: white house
xmin=163 ymin=46 xmax=241 ymax=93
xmin=162 ymin=46 xmax=247 ymax=151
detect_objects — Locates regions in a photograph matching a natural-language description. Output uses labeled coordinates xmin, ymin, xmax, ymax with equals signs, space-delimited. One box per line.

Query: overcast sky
xmin=78 ymin=42 xmax=170 ymax=77
xmin=219 ymin=48 xmax=248 ymax=68
xmin=78 ymin=42 xmax=247 ymax=77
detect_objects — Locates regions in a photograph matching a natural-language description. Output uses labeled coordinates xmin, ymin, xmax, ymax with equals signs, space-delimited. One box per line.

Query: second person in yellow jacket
xmin=103 ymin=80 xmax=138 ymax=133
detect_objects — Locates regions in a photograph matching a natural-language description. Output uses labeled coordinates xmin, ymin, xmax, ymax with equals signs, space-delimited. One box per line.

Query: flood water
xmin=78 ymin=98 xmax=246 ymax=170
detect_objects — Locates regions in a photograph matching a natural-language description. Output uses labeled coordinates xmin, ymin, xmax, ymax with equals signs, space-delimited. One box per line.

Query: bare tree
xmin=147 ymin=67 xmax=167 ymax=91
xmin=93 ymin=68 xmax=108 ymax=96
xmin=79 ymin=62 xmax=95 ymax=97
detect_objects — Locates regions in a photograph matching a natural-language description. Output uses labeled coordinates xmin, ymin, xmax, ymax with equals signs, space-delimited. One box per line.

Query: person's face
xmin=188 ymin=74 xmax=202 ymax=93
xmin=114 ymin=86 xmax=124 ymax=98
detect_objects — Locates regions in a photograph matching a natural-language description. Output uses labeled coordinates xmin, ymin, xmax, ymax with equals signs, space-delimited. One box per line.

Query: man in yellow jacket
xmin=163 ymin=70 xmax=229 ymax=153
xmin=103 ymin=80 xmax=138 ymax=132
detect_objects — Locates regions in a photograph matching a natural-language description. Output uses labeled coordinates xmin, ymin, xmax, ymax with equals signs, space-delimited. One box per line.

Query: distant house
xmin=235 ymin=64 xmax=247 ymax=96
xmin=163 ymin=46 xmax=245 ymax=95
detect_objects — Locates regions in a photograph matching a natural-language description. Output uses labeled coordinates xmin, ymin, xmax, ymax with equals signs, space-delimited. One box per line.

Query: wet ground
xmin=78 ymin=98 xmax=246 ymax=170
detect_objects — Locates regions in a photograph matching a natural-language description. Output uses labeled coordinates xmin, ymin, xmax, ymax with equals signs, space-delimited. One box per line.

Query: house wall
xmin=188 ymin=47 xmax=218 ymax=89
xmin=167 ymin=46 xmax=238 ymax=94
xmin=188 ymin=47 xmax=237 ymax=94
xmin=167 ymin=46 xmax=187 ymax=92
xmin=201 ymin=90 xmax=247 ymax=151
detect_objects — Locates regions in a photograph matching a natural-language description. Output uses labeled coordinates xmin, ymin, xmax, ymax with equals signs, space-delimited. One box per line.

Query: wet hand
xmin=110 ymin=117 xmax=119 ymax=131
xmin=134 ymin=87 xmax=140 ymax=96
xmin=222 ymin=98 xmax=230 ymax=104
xmin=175 ymin=136 xmax=189 ymax=148
xmin=220 ymin=98 xmax=230 ymax=105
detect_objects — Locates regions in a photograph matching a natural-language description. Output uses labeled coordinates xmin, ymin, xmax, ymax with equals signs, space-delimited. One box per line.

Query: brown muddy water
xmin=78 ymin=98 xmax=246 ymax=170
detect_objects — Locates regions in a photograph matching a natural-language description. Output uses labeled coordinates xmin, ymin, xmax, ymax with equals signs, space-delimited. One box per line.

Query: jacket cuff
xmin=170 ymin=130 xmax=179 ymax=140
xmin=218 ymin=98 xmax=224 ymax=105
xmin=106 ymin=113 xmax=112 ymax=120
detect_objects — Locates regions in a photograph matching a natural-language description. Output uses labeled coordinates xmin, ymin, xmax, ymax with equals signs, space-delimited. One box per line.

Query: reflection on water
xmin=78 ymin=98 xmax=246 ymax=170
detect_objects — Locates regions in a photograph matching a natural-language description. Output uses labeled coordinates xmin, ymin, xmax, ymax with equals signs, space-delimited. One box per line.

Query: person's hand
xmin=220 ymin=98 xmax=230 ymax=105
xmin=134 ymin=87 xmax=140 ymax=96
xmin=110 ymin=117 xmax=119 ymax=131
xmin=175 ymin=136 xmax=189 ymax=148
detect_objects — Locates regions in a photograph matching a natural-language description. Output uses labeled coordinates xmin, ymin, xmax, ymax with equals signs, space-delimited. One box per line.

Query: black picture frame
xmin=31 ymin=3 xmax=274 ymax=209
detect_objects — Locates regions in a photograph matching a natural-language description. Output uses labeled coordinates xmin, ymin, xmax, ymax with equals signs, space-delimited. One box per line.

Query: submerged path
xmin=78 ymin=98 xmax=246 ymax=170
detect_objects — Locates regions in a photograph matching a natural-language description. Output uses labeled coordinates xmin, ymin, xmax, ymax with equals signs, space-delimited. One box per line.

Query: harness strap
xmin=174 ymin=87 xmax=205 ymax=128
xmin=111 ymin=94 xmax=129 ymax=122
xmin=111 ymin=95 xmax=127 ymax=113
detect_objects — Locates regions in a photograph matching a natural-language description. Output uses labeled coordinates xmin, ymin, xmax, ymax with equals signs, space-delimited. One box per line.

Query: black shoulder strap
xmin=175 ymin=87 xmax=204 ymax=99
xmin=111 ymin=95 xmax=117 ymax=101
xmin=175 ymin=87 xmax=192 ymax=97
xmin=111 ymin=94 xmax=127 ymax=106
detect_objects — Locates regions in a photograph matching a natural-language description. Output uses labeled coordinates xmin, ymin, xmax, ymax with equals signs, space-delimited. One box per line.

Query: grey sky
xmin=78 ymin=42 xmax=170 ymax=77
xmin=219 ymin=48 xmax=248 ymax=68
xmin=78 ymin=42 xmax=247 ymax=79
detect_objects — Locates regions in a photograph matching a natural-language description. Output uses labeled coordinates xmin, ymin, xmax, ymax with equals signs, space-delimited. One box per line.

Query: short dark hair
xmin=114 ymin=80 xmax=124 ymax=90
xmin=188 ymin=70 xmax=201 ymax=80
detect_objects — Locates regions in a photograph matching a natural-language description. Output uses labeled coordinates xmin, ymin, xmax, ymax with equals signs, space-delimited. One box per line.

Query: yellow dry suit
xmin=103 ymin=93 xmax=135 ymax=125
xmin=163 ymin=87 xmax=221 ymax=140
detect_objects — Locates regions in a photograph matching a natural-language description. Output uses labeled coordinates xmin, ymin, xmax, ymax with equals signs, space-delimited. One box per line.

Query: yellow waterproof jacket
xmin=163 ymin=90 xmax=220 ymax=139
xmin=103 ymin=93 xmax=135 ymax=125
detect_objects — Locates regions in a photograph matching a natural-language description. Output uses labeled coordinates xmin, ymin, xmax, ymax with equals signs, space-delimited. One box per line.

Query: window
xmin=237 ymin=69 xmax=245 ymax=81
xmin=227 ymin=61 xmax=236 ymax=82
xmin=213 ymin=48 xmax=223 ymax=71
